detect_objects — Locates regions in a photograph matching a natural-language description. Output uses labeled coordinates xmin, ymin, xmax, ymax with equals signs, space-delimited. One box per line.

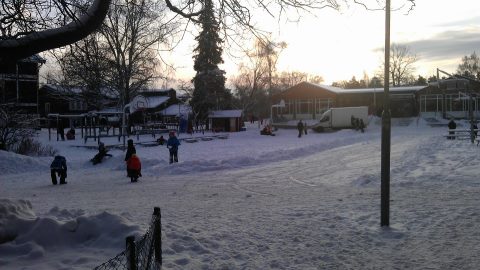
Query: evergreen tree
xmin=191 ymin=0 xmax=231 ymax=123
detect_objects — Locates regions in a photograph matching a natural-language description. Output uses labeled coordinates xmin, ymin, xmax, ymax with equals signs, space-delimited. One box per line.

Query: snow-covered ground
xmin=2 ymin=118 xmax=480 ymax=269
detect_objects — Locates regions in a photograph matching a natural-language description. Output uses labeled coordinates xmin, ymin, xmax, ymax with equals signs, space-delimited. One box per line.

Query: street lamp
xmin=381 ymin=0 xmax=391 ymax=227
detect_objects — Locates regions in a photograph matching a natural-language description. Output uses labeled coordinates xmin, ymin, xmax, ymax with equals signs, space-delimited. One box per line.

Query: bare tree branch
xmin=0 ymin=0 xmax=112 ymax=64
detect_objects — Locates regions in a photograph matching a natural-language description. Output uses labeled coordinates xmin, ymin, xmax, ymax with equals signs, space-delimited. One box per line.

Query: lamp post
xmin=381 ymin=0 xmax=391 ymax=227
xmin=122 ymin=103 xmax=131 ymax=149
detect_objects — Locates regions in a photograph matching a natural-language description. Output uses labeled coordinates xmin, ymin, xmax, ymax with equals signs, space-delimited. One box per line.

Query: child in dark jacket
xmin=125 ymin=139 xmax=136 ymax=176
xmin=167 ymin=131 xmax=180 ymax=164
xmin=127 ymin=154 xmax=142 ymax=182
xmin=91 ymin=142 xmax=112 ymax=165
xmin=50 ymin=155 xmax=67 ymax=185
xmin=125 ymin=139 xmax=136 ymax=161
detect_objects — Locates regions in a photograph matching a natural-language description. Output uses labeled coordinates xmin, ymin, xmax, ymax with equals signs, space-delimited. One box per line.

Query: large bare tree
xmin=0 ymin=0 xmax=112 ymax=64
xmin=57 ymin=0 xmax=175 ymax=108
xmin=378 ymin=43 xmax=418 ymax=86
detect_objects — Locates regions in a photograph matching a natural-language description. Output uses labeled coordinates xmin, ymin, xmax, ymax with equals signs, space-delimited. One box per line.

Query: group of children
xmin=50 ymin=131 xmax=181 ymax=185
xmin=351 ymin=116 xmax=366 ymax=133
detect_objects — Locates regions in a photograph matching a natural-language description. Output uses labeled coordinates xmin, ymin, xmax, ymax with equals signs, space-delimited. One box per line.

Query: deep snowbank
xmin=0 ymin=199 xmax=143 ymax=268
xmin=0 ymin=151 xmax=50 ymax=175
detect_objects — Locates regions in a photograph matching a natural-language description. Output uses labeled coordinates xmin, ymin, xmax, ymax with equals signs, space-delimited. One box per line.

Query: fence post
xmin=153 ymin=207 xmax=162 ymax=265
xmin=126 ymin=235 xmax=137 ymax=270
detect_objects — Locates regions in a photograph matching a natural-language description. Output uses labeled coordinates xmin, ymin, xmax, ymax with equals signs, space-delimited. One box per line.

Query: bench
xmin=214 ymin=134 xmax=229 ymax=139
xmin=133 ymin=129 xmax=169 ymax=140
xmin=443 ymin=134 xmax=473 ymax=140
xmin=84 ymin=134 xmax=121 ymax=144
xmin=445 ymin=129 xmax=478 ymax=139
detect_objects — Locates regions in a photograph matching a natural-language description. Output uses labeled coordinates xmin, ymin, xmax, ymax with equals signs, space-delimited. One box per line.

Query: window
xmin=45 ymin=103 xmax=50 ymax=114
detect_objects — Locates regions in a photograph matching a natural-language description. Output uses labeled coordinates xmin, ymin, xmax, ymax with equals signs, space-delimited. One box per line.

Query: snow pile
xmin=0 ymin=151 xmax=50 ymax=175
xmin=0 ymin=199 xmax=143 ymax=268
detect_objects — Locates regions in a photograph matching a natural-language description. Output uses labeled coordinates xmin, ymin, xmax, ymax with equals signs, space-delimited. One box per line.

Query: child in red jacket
xmin=127 ymin=154 xmax=142 ymax=182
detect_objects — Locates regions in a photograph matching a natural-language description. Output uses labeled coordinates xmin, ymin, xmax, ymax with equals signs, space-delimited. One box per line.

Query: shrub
xmin=13 ymin=137 xmax=57 ymax=157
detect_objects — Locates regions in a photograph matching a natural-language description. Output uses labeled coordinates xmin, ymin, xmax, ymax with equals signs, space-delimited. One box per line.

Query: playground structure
xmin=47 ymin=112 xmax=122 ymax=143
xmin=46 ymin=95 xmax=181 ymax=146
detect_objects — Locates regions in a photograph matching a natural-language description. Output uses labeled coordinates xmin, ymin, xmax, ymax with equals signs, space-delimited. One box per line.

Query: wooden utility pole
xmin=381 ymin=0 xmax=391 ymax=227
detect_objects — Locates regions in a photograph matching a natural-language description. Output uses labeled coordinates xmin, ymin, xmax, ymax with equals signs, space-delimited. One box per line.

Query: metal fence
xmin=94 ymin=207 xmax=162 ymax=270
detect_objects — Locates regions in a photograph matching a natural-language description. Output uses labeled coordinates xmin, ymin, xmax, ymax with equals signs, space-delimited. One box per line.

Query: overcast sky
xmin=165 ymin=0 xmax=480 ymax=86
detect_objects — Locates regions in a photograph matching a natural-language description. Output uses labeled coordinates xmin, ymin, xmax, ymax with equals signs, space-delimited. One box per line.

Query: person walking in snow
xmin=125 ymin=139 xmax=136 ymax=161
xmin=473 ymin=121 xmax=478 ymax=138
xmin=50 ymin=155 xmax=67 ymax=185
xmin=57 ymin=121 xmax=65 ymax=141
xmin=125 ymin=139 xmax=136 ymax=175
xmin=359 ymin=119 xmax=365 ymax=133
xmin=448 ymin=118 xmax=457 ymax=140
xmin=126 ymin=154 xmax=142 ymax=182
xmin=297 ymin=120 xmax=304 ymax=138
xmin=167 ymin=131 xmax=180 ymax=164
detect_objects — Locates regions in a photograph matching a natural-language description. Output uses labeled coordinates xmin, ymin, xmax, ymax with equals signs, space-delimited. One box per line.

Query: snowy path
xmin=2 ymin=122 xmax=480 ymax=269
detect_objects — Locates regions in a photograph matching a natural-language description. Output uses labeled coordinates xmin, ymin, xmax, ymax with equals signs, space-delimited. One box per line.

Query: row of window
xmin=419 ymin=94 xmax=480 ymax=113
xmin=277 ymin=99 xmax=335 ymax=115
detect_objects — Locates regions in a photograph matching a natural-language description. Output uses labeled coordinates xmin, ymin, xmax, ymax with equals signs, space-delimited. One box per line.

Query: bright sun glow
xmin=152 ymin=0 xmax=480 ymax=86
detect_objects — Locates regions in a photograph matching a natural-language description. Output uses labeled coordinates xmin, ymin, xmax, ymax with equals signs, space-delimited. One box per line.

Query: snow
xmin=1 ymin=118 xmax=480 ymax=269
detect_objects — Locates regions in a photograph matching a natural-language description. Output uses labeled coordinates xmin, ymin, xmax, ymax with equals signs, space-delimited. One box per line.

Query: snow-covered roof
xmin=298 ymin=82 xmax=343 ymax=93
xmin=145 ymin=96 xmax=169 ymax=108
xmin=338 ymin=86 xmax=425 ymax=94
xmin=304 ymin=82 xmax=425 ymax=94
xmin=209 ymin=110 xmax=243 ymax=118
xmin=160 ymin=104 xmax=192 ymax=116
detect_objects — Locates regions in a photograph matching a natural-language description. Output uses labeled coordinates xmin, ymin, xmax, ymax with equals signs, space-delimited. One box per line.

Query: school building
xmin=271 ymin=79 xmax=480 ymax=121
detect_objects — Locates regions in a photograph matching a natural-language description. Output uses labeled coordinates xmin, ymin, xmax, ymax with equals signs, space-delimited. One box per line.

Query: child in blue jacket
xmin=167 ymin=131 xmax=180 ymax=164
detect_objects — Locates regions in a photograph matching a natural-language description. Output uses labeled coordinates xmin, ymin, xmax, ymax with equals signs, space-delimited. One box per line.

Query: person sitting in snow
xmin=260 ymin=125 xmax=275 ymax=136
xmin=167 ymin=131 xmax=180 ymax=164
xmin=156 ymin=135 xmax=166 ymax=145
xmin=91 ymin=142 xmax=112 ymax=165
xmin=66 ymin=127 xmax=75 ymax=140
xmin=50 ymin=155 xmax=67 ymax=185
xmin=126 ymin=154 xmax=142 ymax=182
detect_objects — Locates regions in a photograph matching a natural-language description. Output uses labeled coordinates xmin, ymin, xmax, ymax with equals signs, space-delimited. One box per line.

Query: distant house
xmin=0 ymin=55 xmax=45 ymax=113
xmin=208 ymin=110 xmax=243 ymax=132
xmin=38 ymin=85 xmax=89 ymax=117
xmin=272 ymin=80 xmax=480 ymax=121
xmin=135 ymin=89 xmax=178 ymax=112
xmin=130 ymin=89 xmax=183 ymax=123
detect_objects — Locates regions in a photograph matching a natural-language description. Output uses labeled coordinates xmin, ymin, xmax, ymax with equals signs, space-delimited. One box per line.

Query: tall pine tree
xmin=191 ymin=0 xmax=231 ymax=123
